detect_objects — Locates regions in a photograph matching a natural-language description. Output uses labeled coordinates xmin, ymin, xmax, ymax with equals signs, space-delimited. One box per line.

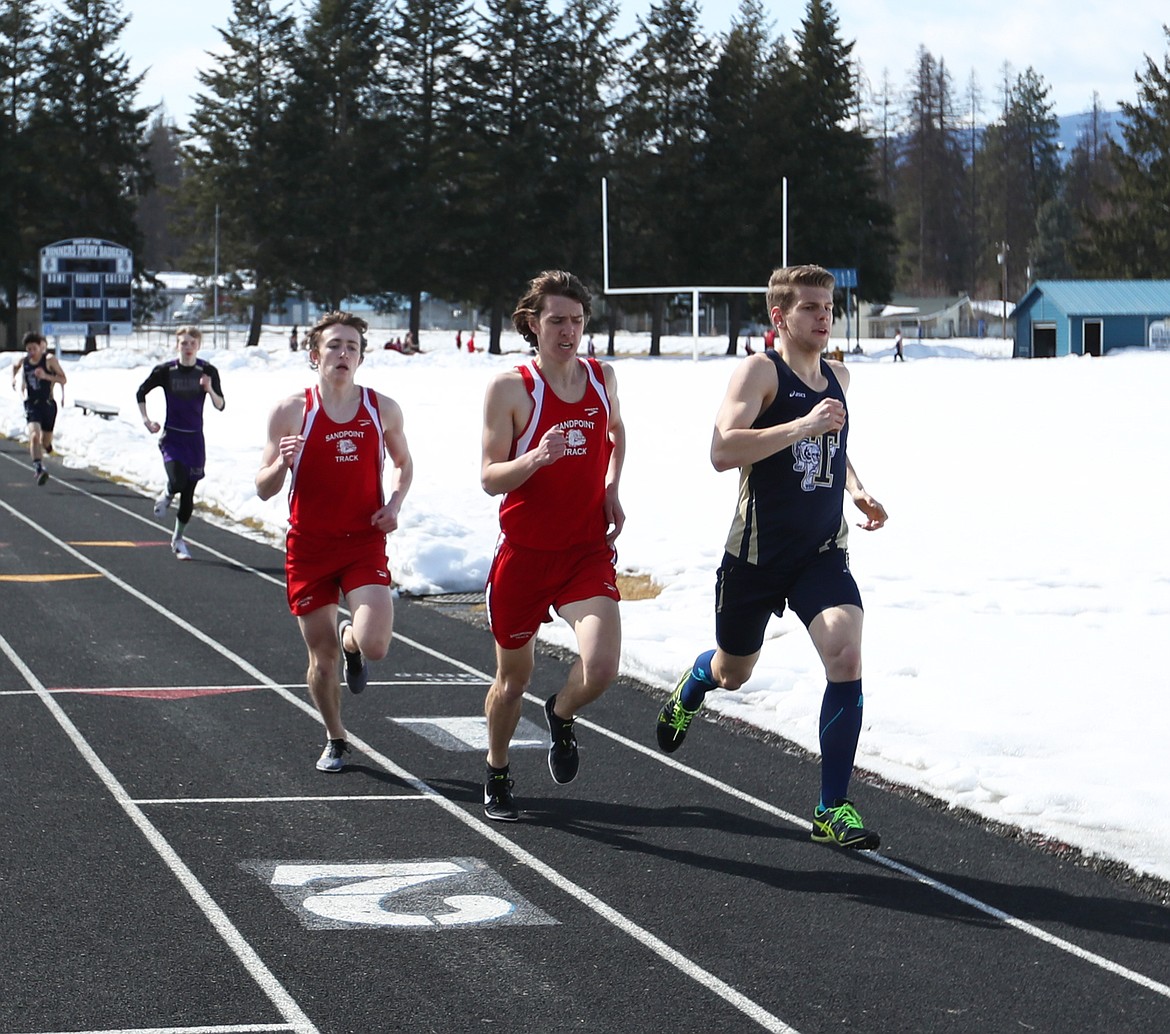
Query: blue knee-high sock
xmin=678 ymin=649 xmax=717 ymax=709
xmin=818 ymin=678 xmax=863 ymax=808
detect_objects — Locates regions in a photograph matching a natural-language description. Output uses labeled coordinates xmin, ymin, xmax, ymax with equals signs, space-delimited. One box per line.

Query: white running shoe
xmin=171 ymin=537 xmax=192 ymax=561
xmin=153 ymin=493 xmax=173 ymax=518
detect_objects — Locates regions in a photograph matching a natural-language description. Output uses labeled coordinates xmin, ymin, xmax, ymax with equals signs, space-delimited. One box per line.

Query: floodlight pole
xmin=782 ymin=177 xmax=788 ymax=266
xmin=213 ymin=204 xmax=221 ymax=348
xmin=997 ymin=241 xmax=1009 ymax=341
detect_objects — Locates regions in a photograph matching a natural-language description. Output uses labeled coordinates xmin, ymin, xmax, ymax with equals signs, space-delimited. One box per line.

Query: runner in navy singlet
xmin=11 ymin=332 xmax=67 ymax=485
xmin=655 ymin=265 xmax=889 ymax=850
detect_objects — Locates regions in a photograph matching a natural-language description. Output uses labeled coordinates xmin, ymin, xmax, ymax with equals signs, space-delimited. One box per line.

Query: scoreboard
xmin=40 ymin=238 xmax=133 ymax=336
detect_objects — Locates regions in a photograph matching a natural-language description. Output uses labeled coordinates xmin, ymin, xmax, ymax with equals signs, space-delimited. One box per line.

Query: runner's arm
xmin=256 ymin=395 xmax=305 ymax=500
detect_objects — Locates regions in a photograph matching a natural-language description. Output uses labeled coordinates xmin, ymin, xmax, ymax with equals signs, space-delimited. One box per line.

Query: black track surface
xmin=2 ymin=439 xmax=1169 ymax=1034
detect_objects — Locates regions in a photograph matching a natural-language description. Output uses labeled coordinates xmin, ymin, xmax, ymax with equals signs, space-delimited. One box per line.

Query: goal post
xmin=600 ymin=177 xmax=786 ymax=359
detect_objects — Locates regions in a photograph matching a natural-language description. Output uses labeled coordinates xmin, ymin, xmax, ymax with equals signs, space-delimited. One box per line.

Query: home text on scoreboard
xmin=40 ymin=238 xmax=134 ymax=336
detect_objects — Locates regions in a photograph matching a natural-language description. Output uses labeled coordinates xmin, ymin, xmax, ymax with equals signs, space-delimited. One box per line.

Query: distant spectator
xmin=467 ymin=333 xmax=476 ymax=353
xmin=289 ymin=326 xmax=299 ymax=352
xmin=894 ymin=330 xmax=904 ymax=362
xmin=456 ymin=329 xmax=463 ymax=351
xmin=764 ymin=327 xmax=776 ymax=350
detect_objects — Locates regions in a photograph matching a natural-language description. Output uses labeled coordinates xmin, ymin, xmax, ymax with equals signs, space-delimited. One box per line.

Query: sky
xmin=104 ymin=0 xmax=1170 ymax=129
xmin=7 ymin=327 xmax=1169 ymax=889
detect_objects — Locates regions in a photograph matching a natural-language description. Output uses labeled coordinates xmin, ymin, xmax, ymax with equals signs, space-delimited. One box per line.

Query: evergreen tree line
xmin=2 ymin=0 xmax=1169 ymax=352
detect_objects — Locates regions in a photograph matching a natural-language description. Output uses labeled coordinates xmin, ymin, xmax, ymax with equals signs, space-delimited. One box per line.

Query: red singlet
xmin=287 ymin=386 xmax=385 ymax=554
xmin=498 ymin=358 xmax=613 ymax=550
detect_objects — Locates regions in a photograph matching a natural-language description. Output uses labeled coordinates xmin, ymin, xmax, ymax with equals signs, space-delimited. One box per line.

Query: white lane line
xmin=0 ymin=630 xmax=317 ymax=1034
xmin=1 ymin=487 xmax=800 ymax=1034
xmin=17 ymin=1025 xmax=293 ymax=1034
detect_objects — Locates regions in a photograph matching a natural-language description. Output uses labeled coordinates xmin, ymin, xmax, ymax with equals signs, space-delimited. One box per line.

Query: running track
xmin=2 ymin=439 xmax=1169 ymax=1034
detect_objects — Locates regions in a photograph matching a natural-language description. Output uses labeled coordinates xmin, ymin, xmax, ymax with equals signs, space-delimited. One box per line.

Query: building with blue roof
xmin=1013 ymin=280 xmax=1170 ymax=357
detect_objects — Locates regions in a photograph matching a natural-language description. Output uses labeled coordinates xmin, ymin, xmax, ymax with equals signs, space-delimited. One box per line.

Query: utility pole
xmin=997 ymin=242 xmax=1010 ymax=341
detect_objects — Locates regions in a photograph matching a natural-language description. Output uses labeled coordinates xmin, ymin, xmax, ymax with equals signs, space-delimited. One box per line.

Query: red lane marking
xmin=55 ymin=686 xmax=265 ymax=699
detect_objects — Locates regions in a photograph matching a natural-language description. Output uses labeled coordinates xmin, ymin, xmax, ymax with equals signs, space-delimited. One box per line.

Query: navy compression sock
xmin=679 ymin=649 xmax=717 ymax=709
xmin=818 ymin=678 xmax=863 ymax=806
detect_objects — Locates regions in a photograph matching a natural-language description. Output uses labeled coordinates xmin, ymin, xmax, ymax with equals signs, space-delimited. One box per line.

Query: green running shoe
xmin=655 ymin=672 xmax=702 ymax=753
xmin=811 ymin=798 xmax=880 ymax=850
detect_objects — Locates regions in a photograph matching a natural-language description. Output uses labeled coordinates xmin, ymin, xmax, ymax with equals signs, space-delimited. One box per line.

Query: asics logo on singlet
xmin=789 ymin=390 xmax=806 ymax=398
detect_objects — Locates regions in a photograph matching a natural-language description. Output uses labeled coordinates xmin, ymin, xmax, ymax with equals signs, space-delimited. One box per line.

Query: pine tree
xmin=0 ymin=0 xmax=46 ymax=345
xmin=453 ymin=0 xmax=566 ymax=352
xmin=31 ymin=0 xmax=153 ymax=250
xmin=976 ymin=66 xmax=1062 ymax=297
xmin=381 ymin=0 xmax=474 ymax=341
xmin=280 ymin=0 xmax=393 ymax=313
xmin=787 ymin=0 xmax=895 ymax=302
xmin=551 ymin=0 xmax=625 ymax=283
xmin=137 ymin=113 xmax=195 ymax=272
xmin=610 ymin=0 xmax=711 ymax=355
xmin=184 ymin=0 xmax=299 ymax=344
xmin=895 ymin=48 xmax=968 ymax=293
xmin=698 ymin=0 xmax=777 ymax=353
xmin=1076 ymin=30 xmax=1170 ymax=277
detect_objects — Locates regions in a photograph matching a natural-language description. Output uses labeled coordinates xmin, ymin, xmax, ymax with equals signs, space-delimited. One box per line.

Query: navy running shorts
xmin=713 ymin=547 xmax=863 ymax=657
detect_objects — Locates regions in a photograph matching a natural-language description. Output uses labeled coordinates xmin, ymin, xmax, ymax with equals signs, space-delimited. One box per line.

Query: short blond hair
xmin=766 ymin=265 xmax=836 ymax=315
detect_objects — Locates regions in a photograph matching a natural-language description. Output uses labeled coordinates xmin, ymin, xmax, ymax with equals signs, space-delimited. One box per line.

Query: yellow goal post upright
xmin=599 ymin=176 xmax=787 ymax=359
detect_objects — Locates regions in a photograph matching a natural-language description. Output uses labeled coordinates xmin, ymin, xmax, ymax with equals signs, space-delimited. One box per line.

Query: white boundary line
xmin=0 ymin=480 xmax=800 ymax=1034
xmin=9 ymin=456 xmax=1170 ymax=1010
xmin=19 ymin=1026 xmax=291 ymax=1034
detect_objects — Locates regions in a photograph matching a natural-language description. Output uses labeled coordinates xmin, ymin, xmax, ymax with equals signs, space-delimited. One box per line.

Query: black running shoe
xmin=544 ymin=694 xmax=579 ymax=784
xmin=339 ymin=619 xmax=367 ymax=694
xmin=35 ymin=465 xmax=48 ymax=486
xmin=811 ymin=798 xmax=880 ymax=850
xmin=656 ymin=672 xmax=702 ymax=753
xmin=483 ymin=767 xmax=519 ymax=822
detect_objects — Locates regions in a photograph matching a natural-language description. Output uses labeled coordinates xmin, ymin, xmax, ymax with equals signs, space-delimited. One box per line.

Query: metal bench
xmin=74 ymin=399 xmax=120 ymax=420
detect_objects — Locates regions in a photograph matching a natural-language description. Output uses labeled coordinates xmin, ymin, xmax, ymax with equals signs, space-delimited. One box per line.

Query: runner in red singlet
xmin=256 ymin=311 xmax=413 ymax=774
xmin=479 ymin=270 xmax=626 ymax=821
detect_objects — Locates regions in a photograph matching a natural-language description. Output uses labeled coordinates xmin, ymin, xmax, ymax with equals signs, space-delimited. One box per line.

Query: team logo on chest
xmin=326 ymin=428 xmax=364 ymax=463
xmin=792 ymin=433 xmax=838 ymax=491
